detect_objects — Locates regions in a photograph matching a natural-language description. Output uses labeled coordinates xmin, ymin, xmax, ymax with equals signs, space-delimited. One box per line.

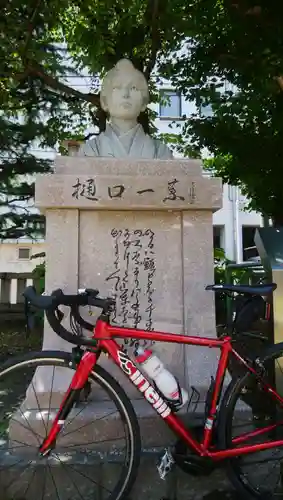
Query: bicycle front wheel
xmin=219 ymin=343 xmax=283 ymax=499
xmin=0 ymin=350 xmax=141 ymax=500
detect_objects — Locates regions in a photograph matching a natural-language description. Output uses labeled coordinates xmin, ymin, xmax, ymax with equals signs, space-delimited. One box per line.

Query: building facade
xmin=0 ymin=77 xmax=263 ymax=280
xmin=156 ymin=87 xmax=263 ymax=262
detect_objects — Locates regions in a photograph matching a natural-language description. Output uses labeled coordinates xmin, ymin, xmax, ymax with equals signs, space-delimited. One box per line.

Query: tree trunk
xmin=272 ymin=216 xmax=283 ymax=227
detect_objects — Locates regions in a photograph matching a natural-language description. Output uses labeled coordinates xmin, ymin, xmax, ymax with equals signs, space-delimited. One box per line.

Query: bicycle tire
xmin=0 ymin=350 xmax=141 ymax=500
xmin=219 ymin=342 xmax=283 ymax=499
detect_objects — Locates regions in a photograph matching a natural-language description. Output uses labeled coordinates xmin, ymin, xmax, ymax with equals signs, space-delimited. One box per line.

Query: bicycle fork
xmin=39 ymin=351 xmax=98 ymax=456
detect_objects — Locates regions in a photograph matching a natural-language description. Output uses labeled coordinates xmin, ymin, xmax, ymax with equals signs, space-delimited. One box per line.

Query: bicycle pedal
xmin=157 ymin=448 xmax=175 ymax=480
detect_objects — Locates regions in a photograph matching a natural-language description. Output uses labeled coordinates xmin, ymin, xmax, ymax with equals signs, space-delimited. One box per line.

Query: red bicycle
xmin=0 ymin=282 xmax=282 ymax=500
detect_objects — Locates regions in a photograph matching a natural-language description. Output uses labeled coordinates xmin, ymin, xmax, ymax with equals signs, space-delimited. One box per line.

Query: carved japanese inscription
xmin=106 ymin=228 xmax=157 ymax=351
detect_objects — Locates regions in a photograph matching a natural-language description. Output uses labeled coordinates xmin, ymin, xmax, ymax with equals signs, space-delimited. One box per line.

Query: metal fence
xmin=0 ymin=273 xmax=35 ymax=321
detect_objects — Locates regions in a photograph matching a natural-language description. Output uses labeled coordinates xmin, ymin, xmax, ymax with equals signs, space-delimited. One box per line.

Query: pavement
xmin=202 ymin=492 xmax=237 ymax=500
xmin=129 ymin=456 xmax=240 ymax=500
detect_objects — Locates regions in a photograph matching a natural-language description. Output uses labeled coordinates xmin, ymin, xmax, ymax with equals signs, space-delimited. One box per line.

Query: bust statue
xmin=78 ymin=59 xmax=173 ymax=159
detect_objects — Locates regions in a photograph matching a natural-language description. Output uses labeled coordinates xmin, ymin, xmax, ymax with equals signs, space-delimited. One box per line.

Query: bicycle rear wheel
xmin=219 ymin=343 xmax=283 ymax=499
xmin=0 ymin=350 xmax=141 ymax=500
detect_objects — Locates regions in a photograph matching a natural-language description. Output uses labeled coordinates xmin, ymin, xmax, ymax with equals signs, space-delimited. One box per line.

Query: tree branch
xmin=22 ymin=0 xmax=44 ymax=55
xmin=275 ymin=76 xmax=283 ymax=92
xmin=144 ymin=0 xmax=162 ymax=80
xmin=21 ymin=0 xmax=98 ymax=112
xmin=9 ymin=60 xmax=100 ymax=107
xmin=89 ymin=109 xmax=100 ymax=127
xmin=29 ymin=62 xmax=100 ymax=106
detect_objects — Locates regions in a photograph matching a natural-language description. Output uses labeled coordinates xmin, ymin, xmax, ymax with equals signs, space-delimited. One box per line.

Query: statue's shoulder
xmin=151 ymin=136 xmax=173 ymax=159
xmin=77 ymin=136 xmax=100 ymax=157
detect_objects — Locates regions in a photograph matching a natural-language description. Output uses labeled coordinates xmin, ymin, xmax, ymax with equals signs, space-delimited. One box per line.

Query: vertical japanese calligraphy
xmin=106 ymin=228 xmax=157 ymax=351
xmin=188 ymin=181 xmax=196 ymax=204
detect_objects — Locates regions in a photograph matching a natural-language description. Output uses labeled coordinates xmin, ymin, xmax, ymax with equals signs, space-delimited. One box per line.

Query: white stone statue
xmin=78 ymin=59 xmax=173 ymax=159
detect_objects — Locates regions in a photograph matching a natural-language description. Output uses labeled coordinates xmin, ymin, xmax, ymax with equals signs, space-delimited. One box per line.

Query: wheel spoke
xmin=47 ymin=365 xmax=56 ymax=438
xmin=13 ymin=408 xmax=43 ymax=445
xmin=225 ymin=346 xmax=283 ymax=497
xmin=21 ymin=464 xmax=37 ymax=499
xmin=61 ymin=401 xmax=90 ymax=433
xmin=58 ymin=435 xmax=125 ymax=449
xmin=0 ymin=355 xmax=139 ymax=500
xmin=62 ymin=409 xmax=119 ymax=439
xmin=0 ymin=438 xmax=34 ymax=450
xmin=53 ymin=452 xmax=88 ymax=500
xmin=47 ymin=461 xmax=62 ymax=500
xmin=2 ymin=458 xmax=34 ymax=498
xmin=30 ymin=379 xmax=48 ymax=437
xmin=60 ymin=459 xmax=112 ymax=494
xmin=41 ymin=463 xmax=48 ymax=500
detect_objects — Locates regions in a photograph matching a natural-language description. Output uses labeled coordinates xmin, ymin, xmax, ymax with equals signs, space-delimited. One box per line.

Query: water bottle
xmin=135 ymin=347 xmax=189 ymax=411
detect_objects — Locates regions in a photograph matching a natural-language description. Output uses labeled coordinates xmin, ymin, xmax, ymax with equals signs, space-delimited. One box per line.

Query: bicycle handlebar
xmin=70 ymin=304 xmax=94 ymax=332
xmin=24 ymin=286 xmax=268 ymax=349
xmin=23 ymin=286 xmax=57 ymax=309
xmin=23 ymin=286 xmax=115 ymax=346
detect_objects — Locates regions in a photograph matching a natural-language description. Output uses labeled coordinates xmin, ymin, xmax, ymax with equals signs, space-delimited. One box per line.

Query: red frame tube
xmin=40 ymin=318 xmax=283 ymax=461
xmin=39 ymin=351 xmax=98 ymax=453
xmin=106 ymin=322 xmax=225 ymax=347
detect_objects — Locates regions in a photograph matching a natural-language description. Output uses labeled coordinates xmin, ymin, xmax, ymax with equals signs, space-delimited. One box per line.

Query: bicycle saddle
xmin=205 ymin=283 xmax=277 ymax=296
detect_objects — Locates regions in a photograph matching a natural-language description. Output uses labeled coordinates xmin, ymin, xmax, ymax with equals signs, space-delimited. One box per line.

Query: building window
xmin=242 ymin=226 xmax=260 ymax=261
xmin=200 ymin=103 xmax=213 ymax=117
xmin=18 ymin=248 xmax=31 ymax=260
xmin=159 ymin=90 xmax=182 ymax=118
xmin=213 ymin=226 xmax=224 ymax=250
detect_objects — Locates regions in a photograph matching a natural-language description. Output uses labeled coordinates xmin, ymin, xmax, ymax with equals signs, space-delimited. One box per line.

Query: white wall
xmin=213 ymin=185 xmax=262 ymax=260
xmin=0 ymin=242 xmax=45 ymax=273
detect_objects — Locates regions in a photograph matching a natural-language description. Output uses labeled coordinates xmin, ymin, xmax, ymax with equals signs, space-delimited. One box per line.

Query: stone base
xmin=9 ymin=397 xmax=206 ymax=450
xmin=37 ymin=157 xmax=222 ymax=401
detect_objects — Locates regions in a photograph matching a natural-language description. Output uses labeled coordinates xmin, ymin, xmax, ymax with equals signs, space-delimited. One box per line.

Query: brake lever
xmin=55 ymin=308 xmax=64 ymax=322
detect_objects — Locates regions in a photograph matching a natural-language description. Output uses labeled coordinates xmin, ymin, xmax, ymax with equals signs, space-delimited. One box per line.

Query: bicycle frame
xmin=39 ymin=318 xmax=283 ymax=461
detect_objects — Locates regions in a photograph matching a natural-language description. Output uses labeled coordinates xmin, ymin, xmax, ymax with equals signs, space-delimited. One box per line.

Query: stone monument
xmin=11 ymin=59 xmax=222 ymax=448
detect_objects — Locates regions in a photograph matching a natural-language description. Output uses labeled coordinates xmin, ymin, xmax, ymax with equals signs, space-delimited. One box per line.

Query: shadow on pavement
xmin=202 ymin=490 xmax=237 ymax=499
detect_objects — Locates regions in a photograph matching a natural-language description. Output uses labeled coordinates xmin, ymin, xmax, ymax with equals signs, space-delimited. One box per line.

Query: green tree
xmin=162 ymin=0 xmax=283 ymax=225
xmin=1 ymin=0 xmax=92 ymax=238
xmin=1 ymin=0 xmax=188 ymax=239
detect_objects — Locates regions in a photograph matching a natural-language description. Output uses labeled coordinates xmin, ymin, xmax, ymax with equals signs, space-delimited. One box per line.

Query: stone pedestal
xmin=36 ymin=158 xmax=221 ymax=395
xmin=10 ymin=158 xmax=222 ymax=449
